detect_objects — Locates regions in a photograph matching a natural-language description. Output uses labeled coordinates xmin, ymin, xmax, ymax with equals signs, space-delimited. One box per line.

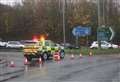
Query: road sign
xmin=97 ymin=26 xmax=115 ymax=41
xmin=109 ymin=27 xmax=115 ymax=40
xmin=97 ymin=31 xmax=109 ymax=41
xmin=72 ymin=26 xmax=91 ymax=37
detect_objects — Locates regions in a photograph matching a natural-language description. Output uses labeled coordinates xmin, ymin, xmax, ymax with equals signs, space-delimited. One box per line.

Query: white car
xmin=0 ymin=41 xmax=6 ymax=47
xmin=90 ymin=41 xmax=118 ymax=49
xmin=6 ymin=41 xmax=25 ymax=48
xmin=56 ymin=43 xmax=64 ymax=50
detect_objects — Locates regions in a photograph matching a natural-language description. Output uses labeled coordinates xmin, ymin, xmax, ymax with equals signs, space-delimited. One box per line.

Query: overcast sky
xmin=0 ymin=0 xmax=22 ymax=6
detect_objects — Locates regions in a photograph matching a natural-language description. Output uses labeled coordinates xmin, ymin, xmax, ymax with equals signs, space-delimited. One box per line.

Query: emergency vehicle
xmin=23 ymin=39 xmax=65 ymax=62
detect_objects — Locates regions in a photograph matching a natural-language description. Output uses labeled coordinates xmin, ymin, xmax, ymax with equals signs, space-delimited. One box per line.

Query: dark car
xmin=61 ymin=43 xmax=80 ymax=49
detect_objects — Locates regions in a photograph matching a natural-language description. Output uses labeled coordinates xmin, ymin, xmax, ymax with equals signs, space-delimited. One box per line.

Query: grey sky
xmin=0 ymin=0 xmax=22 ymax=6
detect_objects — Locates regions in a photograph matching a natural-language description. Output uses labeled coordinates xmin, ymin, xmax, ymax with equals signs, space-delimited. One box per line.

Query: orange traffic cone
xmin=24 ymin=58 xmax=29 ymax=65
xmin=53 ymin=55 xmax=57 ymax=61
xmin=53 ymin=52 xmax=61 ymax=61
xmin=89 ymin=51 xmax=93 ymax=56
xmin=38 ymin=57 xmax=43 ymax=68
xmin=9 ymin=61 xmax=15 ymax=67
xmin=79 ymin=53 xmax=83 ymax=58
xmin=70 ymin=54 xmax=75 ymax=59
xmin=38 ymin=57 xmax=42 ymax=64
xmin=57 ymin=54 xmax=61 ymax=61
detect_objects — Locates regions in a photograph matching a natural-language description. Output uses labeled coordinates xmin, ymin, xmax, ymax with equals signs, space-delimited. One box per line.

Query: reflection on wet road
xmin=6 ymin=55 xmax=120 ymax=82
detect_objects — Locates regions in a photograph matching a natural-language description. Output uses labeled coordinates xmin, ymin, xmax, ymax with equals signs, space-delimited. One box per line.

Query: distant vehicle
xmin=114 ymin=41 xmax=120 ymax=48
xmin=90 ymin=41 xmax=118 ymax=49
xmin=20 ymin=40 xmax=37 ymax=44
xmin=6 ymin=41 xmax=25 ymax=48
xmin=56 ymin=43 xmax=64 ymax=50
xmin=61 ymin=43 xmax=79 ymax=49
xmin=0 ymin=41 xmax=6 ymax=47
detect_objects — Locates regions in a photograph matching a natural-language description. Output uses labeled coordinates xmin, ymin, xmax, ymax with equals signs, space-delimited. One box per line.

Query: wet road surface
xmin=4 ymin=54 xmax=120 ymax=82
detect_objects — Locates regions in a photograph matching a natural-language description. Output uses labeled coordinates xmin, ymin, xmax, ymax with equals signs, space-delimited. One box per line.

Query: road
xmin=0 ymin=52 xmax=24 ymax=82
xmin=1 ymin=52 xmax=120 ymax=82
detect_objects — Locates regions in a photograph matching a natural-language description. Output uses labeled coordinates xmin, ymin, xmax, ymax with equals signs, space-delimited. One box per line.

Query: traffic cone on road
xmin=70 ymin=54 xmax=75 ymax=59
xmin=53 ymin=52 xmax=61 ymax=61
xmin=9 ymin=61 xmax=15 ymax=67
xmin=79 ymin=53 xmax=83 ymax=58
xmin=57 ymin=54 xmax=61 ymax=61
xmin=38 ymin=57 xmax=42 ymax=64
xmin=24 ymin=58 xmax=29 ymax=65
xmin=89 ymin=51 xmax=93 ymax=56
xmin=38 ymin=57 xmax=43 ymax=68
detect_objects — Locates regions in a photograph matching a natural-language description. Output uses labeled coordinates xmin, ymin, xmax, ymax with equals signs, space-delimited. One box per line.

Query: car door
xmin=101 ymin=42 xmax=109 ymax=49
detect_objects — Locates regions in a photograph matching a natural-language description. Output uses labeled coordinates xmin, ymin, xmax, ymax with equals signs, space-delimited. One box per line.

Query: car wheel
xmin=43 ymin=53 xmax=48 ymax=60
xmin=91 ymin=47 xmax=97 ymax=49
xmin=60 ymin=50 xmax=65 ymax=59
xmin=109 ymin=47 xmax=113 ymax=49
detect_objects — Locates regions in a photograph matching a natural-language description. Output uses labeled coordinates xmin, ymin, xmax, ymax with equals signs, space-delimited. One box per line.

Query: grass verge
xmin=65 ymin=47 xmax=120 ymax=55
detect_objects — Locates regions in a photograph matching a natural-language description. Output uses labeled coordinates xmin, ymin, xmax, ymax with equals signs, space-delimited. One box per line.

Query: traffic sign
xmin=97 ymin=31 xmax=109 ymax=41
xmin=97 ymin=26 xmax=115 ymax=41
xmin=109 ymin=27 xmax=115 ymax=40
xmin=72 ymin=26 xmax=91 ymax=37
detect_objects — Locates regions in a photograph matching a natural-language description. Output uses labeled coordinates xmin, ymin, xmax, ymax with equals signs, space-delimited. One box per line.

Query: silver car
xmin=6 ymin=41 xmax=24 ymax=48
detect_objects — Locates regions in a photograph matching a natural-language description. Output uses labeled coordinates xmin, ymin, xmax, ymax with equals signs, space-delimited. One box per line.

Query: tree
xmin=0 ymin=0 xmax=120 ymax=43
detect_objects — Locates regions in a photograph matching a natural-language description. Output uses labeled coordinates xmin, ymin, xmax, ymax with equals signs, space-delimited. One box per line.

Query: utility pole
xmin=62 ymin=0 xmax=66 ymax=46
xmin=103 ymin=0 xmax=105 ymax=25
xmin=97 ymin=0 xmax=101 ymax=48
xmin=97 ymin=0 xmax=101 ymax=27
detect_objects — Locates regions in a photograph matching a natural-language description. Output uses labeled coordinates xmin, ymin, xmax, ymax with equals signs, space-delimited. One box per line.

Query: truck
xmin=23 ymin=40 xmax=65 ymax=62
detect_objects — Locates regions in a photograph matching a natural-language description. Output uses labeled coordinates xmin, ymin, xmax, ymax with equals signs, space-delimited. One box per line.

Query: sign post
xmin=97 ymin=26 xmax=114 ymax=41
xmin=72 ymin=26 xmax=91 ymax=47
xmin=75 ymin=36 xmax=79 ymax=48
xmin=109 ymin=27 xmax=115 ymax=40
xmin=97 ymin=25 xmax=115 ymax=48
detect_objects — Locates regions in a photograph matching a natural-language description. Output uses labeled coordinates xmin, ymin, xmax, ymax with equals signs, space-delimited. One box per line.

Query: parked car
xmin=6 ymin=41 xmax=25 ymax=48
xmin=56 ymin=43 xmax=64 ymax=50
xmin=90 ymin=41 xmax=118 ymax=49
xmin=0 ymin=41 xmax=6 ymax=47
xmin=61 ymin=43 xmax=79 ymax=49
